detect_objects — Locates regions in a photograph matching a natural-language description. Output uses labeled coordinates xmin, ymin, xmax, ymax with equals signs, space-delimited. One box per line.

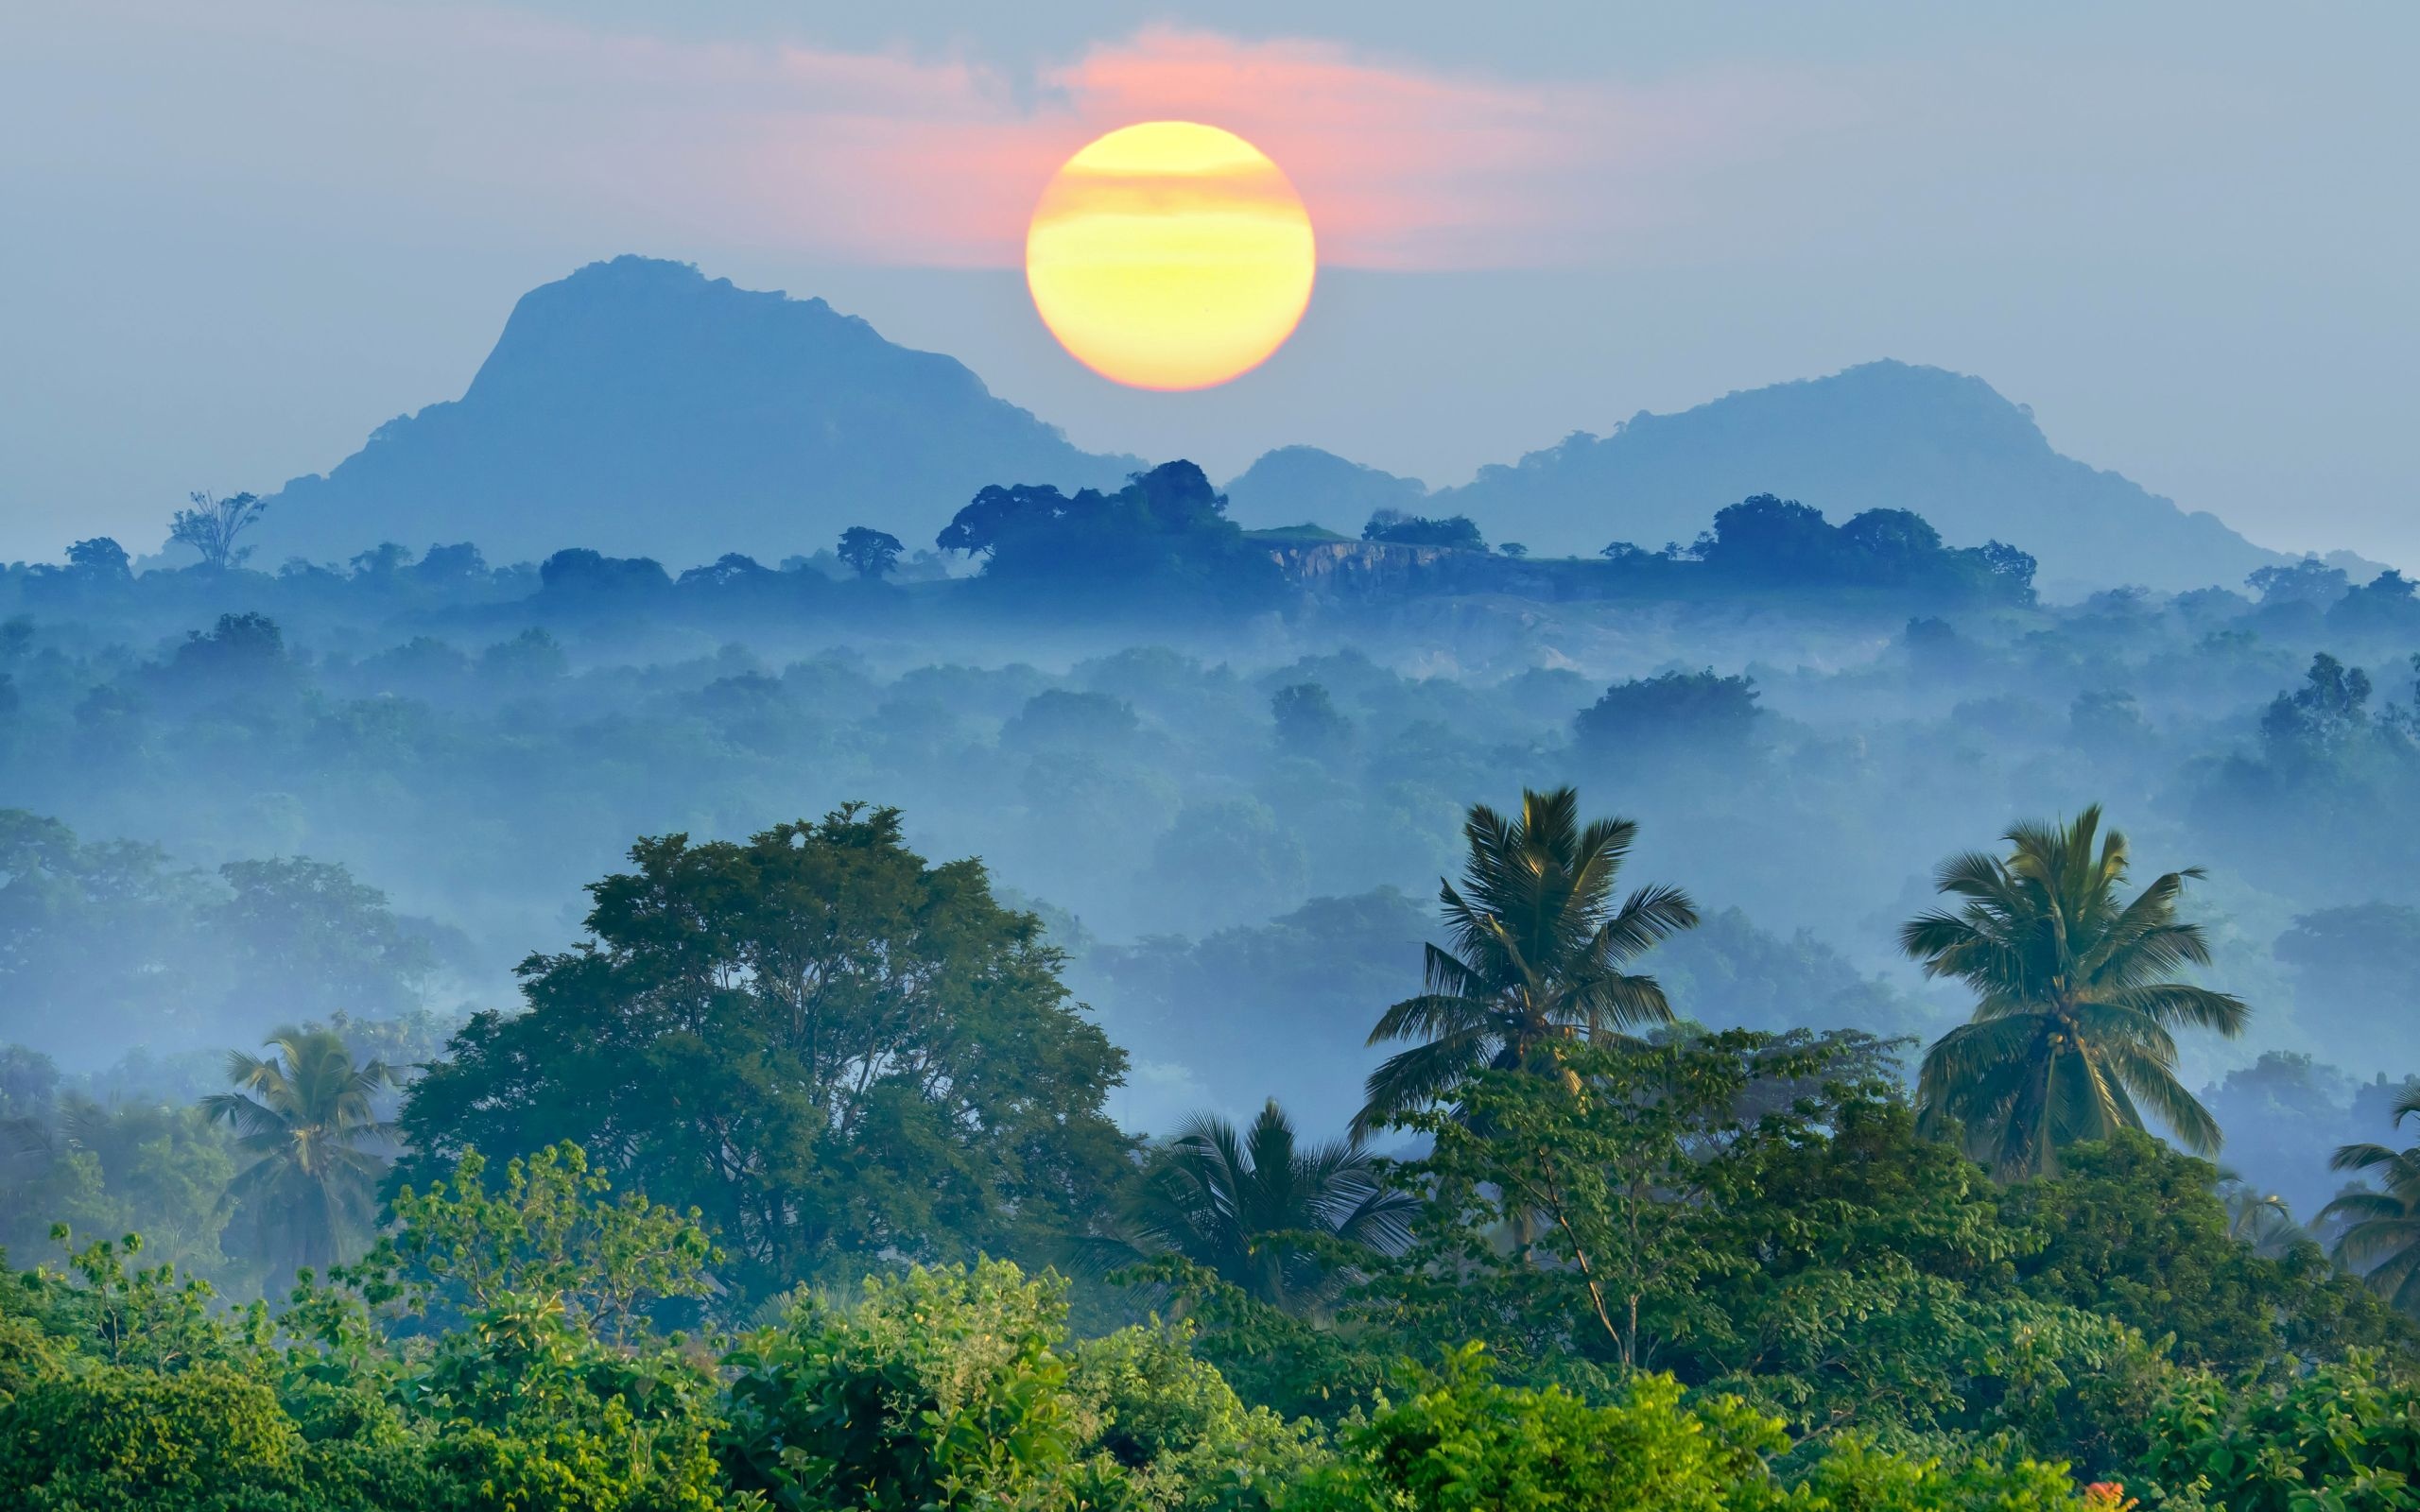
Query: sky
xmin=1 ymin=1 xmax=2415 ymax=565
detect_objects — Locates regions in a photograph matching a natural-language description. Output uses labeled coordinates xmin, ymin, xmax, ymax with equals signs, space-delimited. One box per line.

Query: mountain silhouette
xmin=261 ymin=256 xmax=1140 ymax=566
xmin=1221 ymin=446 xmax=1427 ymax=531
xmin=1417 ymin=361 xmax=2278 ymax=591
xmin=265 ymin=262 xmax=2276 ymax=592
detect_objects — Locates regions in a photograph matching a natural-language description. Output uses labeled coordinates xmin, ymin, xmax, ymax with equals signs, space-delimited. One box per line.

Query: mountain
xmin=261 ymin=256 xmax=1141 ymax=567
xmin=1417 ymin=361 xmax=2280 ymax=592
xmin=1220 ymin=446 xmax=1426 ymax=531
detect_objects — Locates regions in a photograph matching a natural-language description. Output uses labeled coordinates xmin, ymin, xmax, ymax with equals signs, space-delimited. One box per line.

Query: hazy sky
xmin=3 ymin=1 xmax=2414 ymax=565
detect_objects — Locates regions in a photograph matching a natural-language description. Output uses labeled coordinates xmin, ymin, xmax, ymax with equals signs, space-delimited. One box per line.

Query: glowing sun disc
xmin=1026 ymin=121 xmax=1317 ymax=391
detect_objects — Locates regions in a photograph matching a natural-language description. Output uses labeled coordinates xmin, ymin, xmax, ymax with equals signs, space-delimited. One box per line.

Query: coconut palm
xmin=1905 ymin=806 xmax=2247 ymax=1179
xmin=1355 ymin=787 xmax=1697 ymax=1138
xmin=2216 ymin=1170 xmax=2304 ymax=1260
xmin=2320 ymin=1086 xmax=2420 ymax=1313
xmin=202 ymin=1025 xmax=395 ymax=1274
xmin=1101 ymin=1100 xmax=1414 ymax=1314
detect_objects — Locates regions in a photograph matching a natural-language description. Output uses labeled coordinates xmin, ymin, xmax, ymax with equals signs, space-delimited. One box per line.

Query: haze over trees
xmin=11 ymin=421 xmax=2420 ymax=1502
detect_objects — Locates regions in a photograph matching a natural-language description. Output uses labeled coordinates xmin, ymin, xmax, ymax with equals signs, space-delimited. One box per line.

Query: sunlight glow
xmin=1025 ymin=121 xmax=1317 ymax=391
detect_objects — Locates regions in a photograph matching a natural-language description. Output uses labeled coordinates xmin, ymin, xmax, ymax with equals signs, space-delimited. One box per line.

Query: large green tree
xmin=397 ymin=805 xmax=1132 ymax=1298
xmin=1905 ymin=806 xmax=2247 ymax=1178
xmin=1356 ymin=786 xmax=1696 ymax=1137
xmin=202 ymin=1025 xmax=395 ymax=1276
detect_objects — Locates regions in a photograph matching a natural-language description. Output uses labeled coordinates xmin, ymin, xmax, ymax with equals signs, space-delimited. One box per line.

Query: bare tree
xmin=168 ymin=490 xmax=269 ymax=570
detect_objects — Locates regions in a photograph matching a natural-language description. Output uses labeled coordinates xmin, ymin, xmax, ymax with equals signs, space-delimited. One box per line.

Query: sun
xmin=1026 ymin=121 xmax=1317 ymax=391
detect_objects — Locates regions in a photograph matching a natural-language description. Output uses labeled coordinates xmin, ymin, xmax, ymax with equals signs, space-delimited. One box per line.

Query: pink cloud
xmin=9 ymin=2 xmax=1847 ymax=270
xmin=711 ymin=27 xmax=1838 ymax=269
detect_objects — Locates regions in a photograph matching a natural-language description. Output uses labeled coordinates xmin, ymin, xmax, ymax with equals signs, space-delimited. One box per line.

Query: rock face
xmin=261 ymin=256 xmax=1140 ymax=567
xmin=1426 ymin=361 xmax=2278 ymax=593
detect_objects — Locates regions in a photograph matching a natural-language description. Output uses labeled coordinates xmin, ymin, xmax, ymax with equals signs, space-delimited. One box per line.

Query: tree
xmin=2258 ymin=651 xmax=2373 ymax=761
xmin=397 ymin=805 xmax=1132 ymax=1299
xmin=1356 ymin=787 xmax=1697 ymax=1137
xmin=202 ymin=1025 xmax=395 ymax=1276
xmin=1905 ymin=806 xmax=2248 ymax=1178
xmin=2321 ymin=1083 xmax=2420 ymax=1314
xmin=211 ymin=857 xmax=437 ymax=1022
xmin=837 ymin=525 xmax=906 ymax=579
xmin=1361 ymin=510 xmax=1486 ymax=551
xmin=62 ymin=537 xmax=131 ymax=582
xmin=1271 ymin=682 xmax=1353 ymax=759
xmin=2246 ymin=556 xmax=2351 ymax=609
xmin=166 ymin=490 xmax=268 ymax=570
xmin=1099 ymin=1100 xmax=1412 ymax=1314
xmin=385 ymin=1143 xmax=717 ymax=1344
xmin=2004 ymin=1131 xmax=2403 ymax=1371
xmin=1572 ymin=670 xmax=1762 ymax=764
xmin=939 ymin=462 xmax=1282 ymax=614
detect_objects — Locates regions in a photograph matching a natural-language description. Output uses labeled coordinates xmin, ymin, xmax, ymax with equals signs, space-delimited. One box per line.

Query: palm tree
xmin=1355 ymin=787 xmax=1697 ymax=1138
xmin=202 ymin=1026 xmax=395 ymax=1275
xmin=2216 ymin=1170 xmax=2305 ymax=1260
xmin=1905 ymin=806 xmax=2247 ymax=1179
xmin=1101 ymin=1100 xmax=1414 ymax=1314
xmin=2320 ymin=1086 xmax=2420 ymax=1313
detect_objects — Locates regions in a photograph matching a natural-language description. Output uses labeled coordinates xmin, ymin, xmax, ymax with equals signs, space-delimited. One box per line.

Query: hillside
xmin=1221 ymin=445 xmax=1426 ymax=530
xmin=260 ymin=256 xmax=1141 ymax=567
xmin=1425 ymin=361 xmax=2280 ymax=592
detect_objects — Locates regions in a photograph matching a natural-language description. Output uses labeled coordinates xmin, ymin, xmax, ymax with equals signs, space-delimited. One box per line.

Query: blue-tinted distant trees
xmin=1361 ymin=509 xmax=1486 ymax=551
xmin=1270 ymin=682 xmax=1353 ymax=760
xmin=167 ymin=490 xmax=269 ymax=570
xmin=1573 ymin=669 xmax=1762 ymax=766
xmin=837 ymin=524 xmax=906 ymax=579
xmin=1686 ymin=493 xmax=2036 ymax=602
xmin=63 ymin=537 xmax=131 ymax=583
xmin=939 ymin=460 xmax=1284 ymax=614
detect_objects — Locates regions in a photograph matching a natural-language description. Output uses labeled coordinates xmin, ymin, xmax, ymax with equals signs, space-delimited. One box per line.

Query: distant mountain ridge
xmin=1225 ymin=363 xmax=2279 ymax=593
xmin=262 ymin=256 xmax=1141 ymax=566
xmin=265 ymin=258 xmax=2281 ymax=591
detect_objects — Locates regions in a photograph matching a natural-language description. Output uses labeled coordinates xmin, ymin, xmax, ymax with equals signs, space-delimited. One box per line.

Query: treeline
xmin=9 ymin=790 xmax=2420 ymax=1505
xmin=11 ymin=467 xmax=2048 ymax=635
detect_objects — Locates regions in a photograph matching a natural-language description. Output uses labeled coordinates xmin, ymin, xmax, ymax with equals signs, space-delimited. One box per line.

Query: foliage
xmin=1285 ymin=1345 xmax=1789 ymax=1512
xmin=1270 ymin=683 xmax=1353 ymax=759
xmin=1572 ymin=669 xmax=1763 ymax=764
xmin=166 ymin=490 xmax=269 ymax=571
xmin=940 ymin=462 xmax=1284 ymax=614
xmin=1375 ymin=1032 xmax=1860 ymax=1378
xmin=1358 ymin=785 xmax=1697 ymax=1136
xmin=1286 ymin=1343 xmax=2089 ymax=1512
xmin=202 ymin=1026 xmax=395 ymax=1277
xmin=1906 ymin=807 xmax=2247 ymax=1177
xmin=0 ymin=811 xmax=443 ymax=1053
xmin=385 ymin=1143 xmax=717 ymax=1342
xmin=2323 ymin=1083 xmax=2420 ymax=1314
xmin=722 ymin=1259 xmax=1316 ymax=1512
xmin=837 ymin=525 xmax=906 ymax=580
xmin=1688 ymin=494 xmax=2036 ymax=603
xmin=2004 ymin=1131 xmax=2410 ymax=1372
xmin=398 ymin=804 xmax=1132 ymax=1300
xmin=1096 ymin=1101 xmax=1413 ymax=1315
xmin=1360 ymin=510 xmax=1486 ymax=552
xmin=2136 ymin=1350 xmax=2420 ymax=1512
